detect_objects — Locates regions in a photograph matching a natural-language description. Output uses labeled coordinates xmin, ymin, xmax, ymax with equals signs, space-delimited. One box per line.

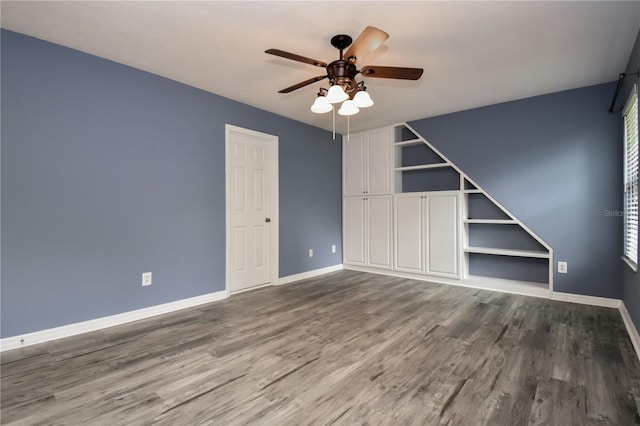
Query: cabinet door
xmin=344 ymin=197 xmax=366 ymax=265
xmin=426 ymin=194 xmax=459 ymax=277
xmin=367 ymin=128 xmax=392 ymax=195
xmin=367 ymin=196 xmax=393 ymax=270
xmin=394 ymin=195 xmax=423 ymax=273
xmin=343 ymin=132 xmax=366 ymax=196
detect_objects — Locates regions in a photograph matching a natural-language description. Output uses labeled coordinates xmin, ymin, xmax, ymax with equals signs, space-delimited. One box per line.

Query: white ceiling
xmin=2 ymin=1 xmax=639 ymax=133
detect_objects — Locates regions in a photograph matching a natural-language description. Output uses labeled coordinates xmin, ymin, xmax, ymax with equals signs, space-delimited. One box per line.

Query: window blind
xmin=624 ymin=85 xmax=638 ymax=268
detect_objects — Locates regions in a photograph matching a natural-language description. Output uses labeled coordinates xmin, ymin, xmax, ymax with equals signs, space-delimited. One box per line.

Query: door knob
xmin=265 ymin=218 xmax=271 ymax=223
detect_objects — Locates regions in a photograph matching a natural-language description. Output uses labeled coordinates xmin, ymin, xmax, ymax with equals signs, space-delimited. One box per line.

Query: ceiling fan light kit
xmin=266 ymin=26 xmax=423 ymax=137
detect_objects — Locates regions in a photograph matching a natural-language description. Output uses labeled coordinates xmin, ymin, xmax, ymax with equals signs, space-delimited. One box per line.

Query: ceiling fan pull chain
xmin=347 ymin=115 xmax=350 ymax=141
xmin=333 ymin=108 xmax=336 ymax=140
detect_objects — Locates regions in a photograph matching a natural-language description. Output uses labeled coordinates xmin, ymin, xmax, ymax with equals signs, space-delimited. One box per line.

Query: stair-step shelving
xmin=343 ymin=123 xmax=553 ymax=297
xmin=393 ymin=123 xmax=553 ymax=291
xmin=461 ymin=175 xmax=551 ymax=288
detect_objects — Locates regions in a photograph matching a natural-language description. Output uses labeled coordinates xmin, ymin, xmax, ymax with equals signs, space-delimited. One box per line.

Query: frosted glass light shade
xmin=310 ymin=95 xmax=332 ymax=113
xmin=325 ymin=85 xmax=348 ymax=103
xmin=338 ymin=99 xmax=359 ymax=116
xmin=353 ymin=91 xmax=374 ymax=108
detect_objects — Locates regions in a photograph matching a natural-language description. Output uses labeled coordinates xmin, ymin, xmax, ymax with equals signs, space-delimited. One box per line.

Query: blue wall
xmin=1 ymin=30 xmax=343 ymax=338
xmin=620 ymin=30 xmax=640 ymax=333
xmin=410 ymin=82 xmax=623 ymax=299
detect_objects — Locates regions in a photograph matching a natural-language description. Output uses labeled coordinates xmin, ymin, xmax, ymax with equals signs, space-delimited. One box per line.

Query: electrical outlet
xmin=142 ymin=272 xmax=152 ymax=286
xmin=309 ymin=249 xmax=313 ymax=258
xmin=332 ymin=244 xmax=336 ymax=253
xmin=558 ymin=262 xmax=567 ymax=274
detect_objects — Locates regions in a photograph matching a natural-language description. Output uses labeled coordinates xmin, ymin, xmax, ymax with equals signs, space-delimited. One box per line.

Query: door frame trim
xmin=225 ymin=124 xmax=279 ymax=294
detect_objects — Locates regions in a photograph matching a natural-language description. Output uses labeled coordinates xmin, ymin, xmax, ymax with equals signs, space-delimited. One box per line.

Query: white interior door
xmin=226 ymin=125 xmax=278 ymax=293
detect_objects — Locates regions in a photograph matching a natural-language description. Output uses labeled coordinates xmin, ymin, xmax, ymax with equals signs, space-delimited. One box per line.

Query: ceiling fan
xmin=265 ymin=26 xmax=423 ymax=116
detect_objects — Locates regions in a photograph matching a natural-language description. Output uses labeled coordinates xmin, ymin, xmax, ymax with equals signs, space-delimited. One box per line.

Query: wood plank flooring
xmin=2 ymin=270 xmax=639 ymax=425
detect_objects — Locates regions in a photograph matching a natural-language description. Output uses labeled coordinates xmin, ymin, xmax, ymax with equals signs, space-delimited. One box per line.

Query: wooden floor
xmin=2 ymin=270 xmax=640 ymax=425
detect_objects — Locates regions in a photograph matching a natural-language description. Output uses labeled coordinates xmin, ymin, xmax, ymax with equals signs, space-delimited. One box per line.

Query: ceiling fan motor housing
xmin=327 ymin=60 xmax=359 ymax=94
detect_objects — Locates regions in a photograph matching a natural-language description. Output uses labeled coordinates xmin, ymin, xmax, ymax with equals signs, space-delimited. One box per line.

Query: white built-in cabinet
xmin=343 ymin=195 xmax=393 ymax=269
xmin=343 ymin=123 xmax=552 ymax=294
xmin=394 ymin=192 xmax=459 ymax=278
xmin=343 ymin=127 xmax=393 ymax=196
xmin=343 ymin=126 xmax=394 ymax=271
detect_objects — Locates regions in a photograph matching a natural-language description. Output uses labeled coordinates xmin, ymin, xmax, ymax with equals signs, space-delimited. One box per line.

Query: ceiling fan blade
xmin=278 ymin=75 xmax=327 ymax=93
xmin=265 ymin=49 xmax=327 ymax=68
xmin=361 ymin=66 xmax=424 ymax=80
xmin=344 ymin=26 xmax=389 ymax=63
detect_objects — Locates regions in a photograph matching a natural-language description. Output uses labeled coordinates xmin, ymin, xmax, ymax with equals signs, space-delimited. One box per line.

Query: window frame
xmin=623 ymin=84 xmax=638 ymax=271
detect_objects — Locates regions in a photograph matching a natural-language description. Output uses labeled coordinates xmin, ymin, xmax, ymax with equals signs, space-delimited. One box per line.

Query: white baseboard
xmin=344 ymin=264 xmax=463 ymax=286
xmin=343 ymin=265 xmax=552 ymax=299
xmin=0 ymin=290 xmax=228 ymax=352
xmin=277 ymin=264 xmax=344 ymax=286
xmin=4 ymin=266 xmax=637 ymax=364
xmin=1 ymin=264 xmax=344 ymax=352
xmin=551 ymin=291 xmax=622 ymax=308
xmin=620 ymin=302 xmax=640 ymax=363
xmin=343 ymin=265 xmax=627 ymax=306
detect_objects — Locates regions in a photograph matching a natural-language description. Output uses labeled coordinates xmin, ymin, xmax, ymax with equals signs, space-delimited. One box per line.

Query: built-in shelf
xmin=394 ymin=139 xmax=424 ymax=147
xmin=464 ymin=219 xmax=516 ymax=224
xmin=346 ymin=123 xmax=553 ymax=292
xmin=464 ymin=246 xmax=550 ymax=259
xmin=464 ymin=275 xmax=550 ymax=296
xmin=394 ymin=163 xmax=451 ymax=172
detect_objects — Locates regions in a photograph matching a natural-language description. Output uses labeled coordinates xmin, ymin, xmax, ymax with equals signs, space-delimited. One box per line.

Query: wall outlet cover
xmin=142 ymin=272 xmax=152 ymax=286
xmin=558 ymin=262 xmax=567 ymax=274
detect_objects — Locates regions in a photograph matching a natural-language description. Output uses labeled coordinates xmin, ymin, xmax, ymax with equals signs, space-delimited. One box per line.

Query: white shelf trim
xmin=394 ymin=163 xmax=451 ymax=172
xmin=464 ymin=246 xmax=550 ymax=258
xmin=463 ymin=189 xmax=482 ymax=194
xmin=394 ymin=138 xmax=425 ymax=147
xmin=464 ymin=219 xmax=517 ymax=224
